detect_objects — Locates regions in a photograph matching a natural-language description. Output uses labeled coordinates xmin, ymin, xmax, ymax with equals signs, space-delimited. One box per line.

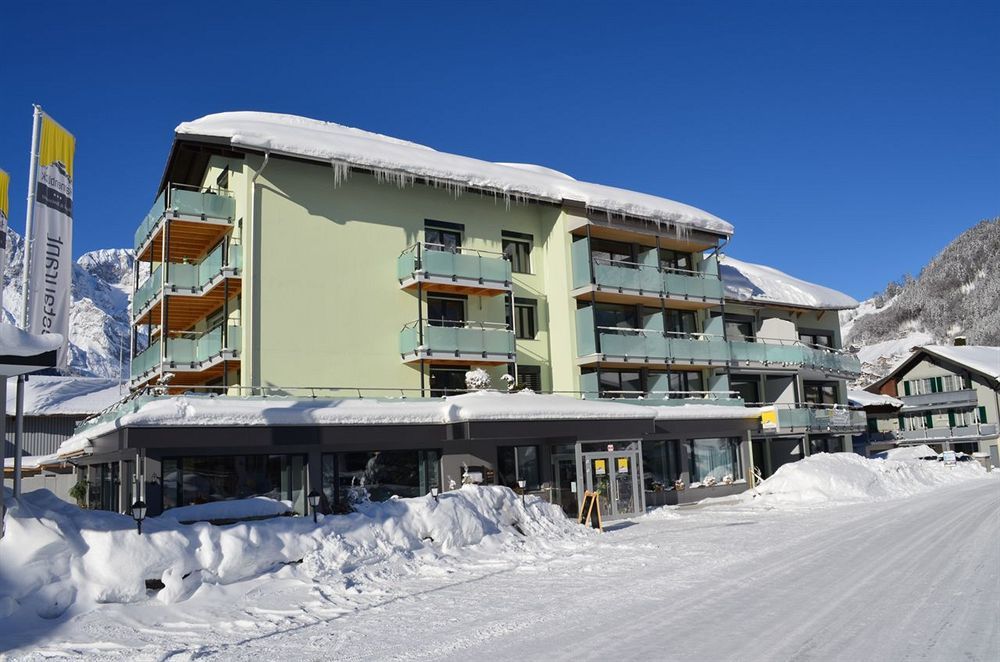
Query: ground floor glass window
xmin=161 ymin=454 xmax=306 ymax=514
xmin=321 ymin=450 xmax=440 ymax=508
xmin=642 ymin=440 xmax=682 ymax=490
xmin=686 ymin=438 xmax=743 ymax=483
xmin=497 ymin=445 xmax=541 ymax=490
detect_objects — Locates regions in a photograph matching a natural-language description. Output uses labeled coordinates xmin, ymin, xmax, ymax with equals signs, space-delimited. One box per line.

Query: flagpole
xmin=14 ymin=105 xmax=43 ymax=500
xmin=20 ymin=105 xmax=42 ymax=330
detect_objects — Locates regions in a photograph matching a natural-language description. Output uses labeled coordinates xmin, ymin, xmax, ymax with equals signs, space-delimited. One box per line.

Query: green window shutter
xmin=898 ymin=414 xmax=905 ymax=429
xmin=935 ymin=377 xmax=943 ymax=392
xmin=979 ymin=406 xmax=988 ymax=423
xmin=924 ymin=413 xmax=933 ymax=428
xmin=903 ymin=381 xmax=911 ymax=396
xmin=948 ymin=411 xmax=956 ymax=428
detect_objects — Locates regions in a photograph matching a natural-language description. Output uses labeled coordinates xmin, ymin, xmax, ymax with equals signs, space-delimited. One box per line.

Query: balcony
xmin=134 ymin=187 xmax=237 ymax=261
xmin=728 ymin=337 xmax=862 ymax=378
xmin=132 ymin=243 xmax=242 ymax=328
xmin=761 ymin=404 xmax=867 ymax=434
xmin=130 ymin=325 xmax=242 ymax=387
xmin=397 ymin=243 xmax=511 ymax=296
xmin=899 ymin=389 xmax=979 ymax=411
xmin=571 ymin=240 xmax=723 ymax=308
xmin=892 ymin=424 xmax=998 ymax=443
xmin=399 ymin=321 xmax=515 ymax=365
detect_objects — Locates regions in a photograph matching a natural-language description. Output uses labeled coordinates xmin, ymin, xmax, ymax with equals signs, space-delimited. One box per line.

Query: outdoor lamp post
xmin=307 ymin=490 xmax=321 ymax=523
xmin=130 ymin=500 xmax=147 ymax=535
xmin=517 ymin=479 xmax=527 ymax=505
xmin=430 ymin=487 xmax=439 ymax=502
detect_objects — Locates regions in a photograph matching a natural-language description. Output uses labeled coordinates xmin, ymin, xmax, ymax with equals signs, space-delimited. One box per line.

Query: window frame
xmin=424 ymin=219 xmax=464 ymax=252
xmin=512 ymin=297 xmax=537 ymax=340
xmin=426 ymin=293 xmax=467 ymax=327
xmin=502 ymin=230 xmax=533 ymax=274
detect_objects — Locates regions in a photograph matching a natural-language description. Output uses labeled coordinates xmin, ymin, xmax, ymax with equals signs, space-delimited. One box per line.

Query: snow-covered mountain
xmin=2 ymin=226 xmax=133 ymax=379
xmin=841 ymin=218 xmax=1000 ymax=385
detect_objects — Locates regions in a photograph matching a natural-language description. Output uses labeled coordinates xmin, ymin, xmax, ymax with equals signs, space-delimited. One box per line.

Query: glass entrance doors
xmin=581 ymin=449 xmax=644 ymax=521
xmin=551 ymin=453 xmax=579 ymax=516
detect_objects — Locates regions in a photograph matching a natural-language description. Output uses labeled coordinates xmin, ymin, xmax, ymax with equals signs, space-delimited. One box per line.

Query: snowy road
xmin=9 ymin=478 xmax=999 ymax=661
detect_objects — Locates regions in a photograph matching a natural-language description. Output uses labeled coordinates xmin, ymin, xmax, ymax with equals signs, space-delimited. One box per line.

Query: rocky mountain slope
xmin=2 ymin=227 xmax=133 ymax=379
xmin=841 ymin=218 xmax=1000 ymax=385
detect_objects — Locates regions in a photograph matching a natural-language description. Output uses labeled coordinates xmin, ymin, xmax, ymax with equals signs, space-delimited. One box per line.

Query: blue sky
xmin=1 ymin=0 xmax=997 ymax=300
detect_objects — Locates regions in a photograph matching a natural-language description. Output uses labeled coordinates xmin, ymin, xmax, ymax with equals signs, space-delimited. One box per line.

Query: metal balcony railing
xmin=399 ymin=320 xmax=515 ymax=361
xmin=397 ymin=243 xmax=511 ymax=291
xmin=133 ymin=186 xmax=236 ymax=251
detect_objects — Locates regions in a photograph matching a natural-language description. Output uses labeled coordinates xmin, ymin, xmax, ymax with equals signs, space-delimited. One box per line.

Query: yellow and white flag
xmin=25 ymin=112 xmax=75 ymax=367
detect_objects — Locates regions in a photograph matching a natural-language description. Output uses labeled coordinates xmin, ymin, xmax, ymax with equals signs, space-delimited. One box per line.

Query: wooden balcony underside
xmin=133 ymin=277 xmax=241 ymax=330
xmin=138 ymin=219 xmax=233 ymax=263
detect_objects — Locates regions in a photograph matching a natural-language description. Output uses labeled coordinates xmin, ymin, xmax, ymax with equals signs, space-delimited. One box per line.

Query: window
xmin=598 ymin=370 xmax=643 ymax=396
xmin=216 ymin=166 xmax=230 ymax=192
xmin=425 ymin=220 xmax=463 ymax=252
xmin=590 ymin=239 xmax=634 ymax=265
xmin=809 ymin=436 xmax=841 ymax=454
xmin=162 ymin=454 xmax=307 ymax=514
xmin=669 ymin=370 xmax=703 ymax=394
xmin=509 ymin=297 xmax=537 ymax=339
xmin=729 ymin=376 xmax=760 ymax=403
xmin=322 ymin=450 xmax=440 ymax=508
xmin=497 ymin=445 xmax=540 ymax=490
xmin=642 ymin=440 xmax=682 ymax=490
xmin=517 ymin=365 xmax=542 ymax=391
xmin=686 ymin=438 xmax=743 ymax=483
xmin=799 ymin=331 xmax=833 ymax=348
xmin=427 ymin=294 xmax=466 ymax=327
xmin=593 ymin=303 xmax=638 ymax=329
xmin=659 ymin=249 xmax=692 ymax=272
xmin=724 ymin=316 xmax=754 ymax=342
xmin=665 ymin=309 xmax=698 ymax=335
xmin=430 ymin=366 xmax=469 ymax=396
xmin=804 ymin=382 xmax=838 ymax=405
xmin=904 ymin=375 xmax=968 ymax=396
xmin=502 ymin=231 xmax=532 ymax=274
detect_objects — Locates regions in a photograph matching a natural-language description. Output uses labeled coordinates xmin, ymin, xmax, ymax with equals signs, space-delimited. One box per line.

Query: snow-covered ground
xmin=1 ymin=456 xmax=997 ymax=661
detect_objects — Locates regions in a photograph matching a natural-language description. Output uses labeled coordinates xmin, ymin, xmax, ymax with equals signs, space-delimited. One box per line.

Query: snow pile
xmin=750 ymin=453 xmax=988 ymax=507
xmin=0 ymin=486 xmax=581 ymax=619
xmin=157 ymin=497 xmax=293 ymax=523
xmin=876 ymin=445 xmax=939 ymax=461
xmin=176 ymin=112 xmax=733 ymax=234
xmin=720 ymin=255 xmax=859 ymax=310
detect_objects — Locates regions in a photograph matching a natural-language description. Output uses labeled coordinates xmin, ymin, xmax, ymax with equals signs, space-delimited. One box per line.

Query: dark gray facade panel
xmin=4 ymin=415 xmax=81 ymax=457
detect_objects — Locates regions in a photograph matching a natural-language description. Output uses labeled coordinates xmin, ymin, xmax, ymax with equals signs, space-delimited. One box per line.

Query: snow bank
xmin=720 ymin=256 xmax=859 ymax=310
xmin=176 ymin=112 xmax=733 ymax=235
xmin=157 ymin=497 xmax=293 ymax=523
xmin=0 ymin=486 xmax=580 ymax=619
xmin=749 ymin=453 xmax=988 ymax=507
xmin=876 ymin=445 xmax=939 ymax=461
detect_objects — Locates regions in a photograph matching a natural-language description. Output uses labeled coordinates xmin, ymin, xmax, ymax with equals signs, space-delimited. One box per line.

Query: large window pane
xmin=686 ymin=438 xmax=743 ymax=483
xmin=497 ymin=445 xmax=540 ymax=490
xmin=642 ymin=440 xmax=682 ymax=490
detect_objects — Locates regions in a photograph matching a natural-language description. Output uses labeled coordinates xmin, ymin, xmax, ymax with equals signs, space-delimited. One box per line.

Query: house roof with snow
xmin=5 ymin=376 xmax=124 ymax=417
xmin=172 ymin=111 xmax=733 ymax=236
xmin=866 ymin=345 xmax=1000 ymax=391
xmin=847 ymin=389 xmax=903 ymax=410
xmin=720 ymin=256 xmax=859 ymax=311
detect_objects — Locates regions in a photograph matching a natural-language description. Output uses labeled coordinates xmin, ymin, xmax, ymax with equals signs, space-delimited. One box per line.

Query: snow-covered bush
xmin=464 ymin=368 xmax=492 ymax=391
xmin=500 ymin=373 xmax=515 ymax=391
xmin=702 ymin=476 xmax=718 ymax=487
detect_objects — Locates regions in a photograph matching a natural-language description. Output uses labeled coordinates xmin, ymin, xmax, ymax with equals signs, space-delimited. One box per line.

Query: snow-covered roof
xmin=5 ymin=376 xmax=124 ymax=416
xmin=919 ymin=345 xmax=1000 ymax=382
xmin=650 ymin=403 xmax=762 ymax=421
xmin=0 ymin=324 xmax=63 ymax=357
xmin=720 ymin=256 xmax=859 ymax=311
xmin=176 ymin=112 xmax=733 ymax=235
xmin=848 ymin=389 xmax=903 ymax=409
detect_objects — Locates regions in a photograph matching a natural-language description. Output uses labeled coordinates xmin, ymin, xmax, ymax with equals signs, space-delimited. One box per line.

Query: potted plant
xmin=69 ymin=479 xmax=89 ymax=508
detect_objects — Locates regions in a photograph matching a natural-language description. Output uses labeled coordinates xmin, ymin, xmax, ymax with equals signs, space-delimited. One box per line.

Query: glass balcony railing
xmin=769 ymin=405 xmax=867 ymax=432
xmin=397 ymin=243 xmax=511 ymax=290
xmin=129 ymin=326 xmax=241 ymax=381
xmin=400 ymin=321 xmax=515 ymax=361
xmin=133 ymin=187 xmax=236 ymax=251
xmin=131 ymin=265 xmax=163 ymax=316
xmin=570 ymin=240 xmax=723 ymax=300
xmin=578 ymin=324 xmax=861 ymax=376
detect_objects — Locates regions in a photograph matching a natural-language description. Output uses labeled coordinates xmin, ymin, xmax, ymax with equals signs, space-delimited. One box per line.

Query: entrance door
xmin=551 ymin=453 xmax=578 ymax=516
xmin=581 ymin=450 xmax=643 ymax=521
